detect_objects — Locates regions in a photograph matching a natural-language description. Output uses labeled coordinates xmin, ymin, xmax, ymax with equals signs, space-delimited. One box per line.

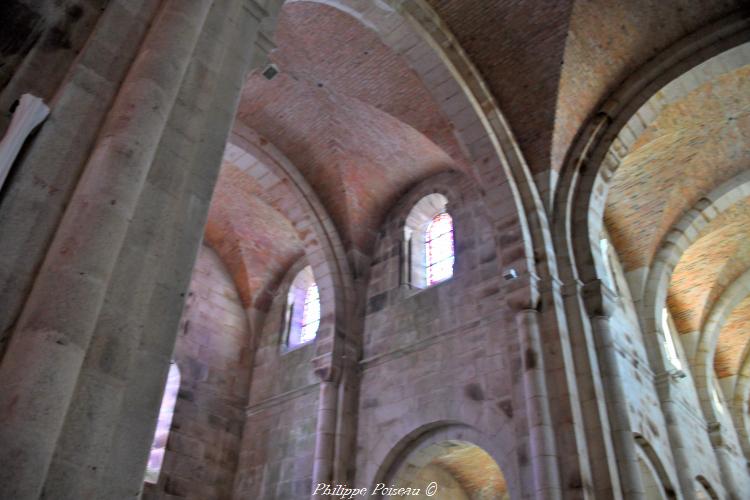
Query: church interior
xmin=0 ymin=1 xmax=749 ymax=499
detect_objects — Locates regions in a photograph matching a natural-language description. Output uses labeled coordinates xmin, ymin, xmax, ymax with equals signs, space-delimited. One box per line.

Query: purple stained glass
xmin=144 ymin=363 xmax=180 ymax=484
xmin=300 ymin=283 xmax=320 ymax=343
xmin=426 ymin=213 xmax=454 ymax=285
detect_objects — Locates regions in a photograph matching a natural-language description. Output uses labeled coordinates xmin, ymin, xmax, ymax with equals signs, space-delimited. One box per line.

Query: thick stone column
xmin=0 ymin=1 xmax=160 ymax=352
xmin=0 ymin=1 xmax=213 ymax=498
xmin=39 ymin=0 xmax=269 ymax=497
xmin=94 ymin=3 xmax=268 ymax=498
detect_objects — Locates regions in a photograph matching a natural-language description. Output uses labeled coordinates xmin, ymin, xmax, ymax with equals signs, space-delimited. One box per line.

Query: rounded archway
xmin=382 ymin=440 xmax=509 ymax=500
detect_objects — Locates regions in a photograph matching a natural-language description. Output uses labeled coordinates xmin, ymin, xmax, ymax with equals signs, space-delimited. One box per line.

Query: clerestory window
xmin=425 ymin=212 xmax=455 ymax=286
xmin=404 ymin=193 xmax=454 ymax=289
xmin=285 ymin=266 xmax=320 ymax=348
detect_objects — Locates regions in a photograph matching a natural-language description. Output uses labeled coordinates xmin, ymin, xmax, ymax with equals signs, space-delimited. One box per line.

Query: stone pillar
xmin=516 ymin=309 xmax=562 ymax=500
xmin=589 ymin=314 xmax=646 ymax=499
xmin=313 ymin=379 xmax=339 ymax=499
xmin=39 ymin=0 xmax=269 ymax=497
xmin=654 ymin=373 xmax=699 ymax=500
xmin=95 ymin=3 xmax=268 ymax=498
xmin=0 ymin=0 xmax=160 ymax=352
xmin=708 ymin=425 xmax=744 ymax=500
xmin=0 ymin=1 xmax=213 ymax=498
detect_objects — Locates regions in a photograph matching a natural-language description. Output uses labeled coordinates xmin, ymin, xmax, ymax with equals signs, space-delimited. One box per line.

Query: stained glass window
xmin=144 ymin=362 xmax=180 ymax=484
xmin=300 ymin=284 xmax=320 ymax=343
xmin=426 ymin=212 xmax=454 ymax=285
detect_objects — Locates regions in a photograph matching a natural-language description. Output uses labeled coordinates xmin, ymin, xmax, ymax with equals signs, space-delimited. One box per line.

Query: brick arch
xmin=552 ymin=14 xmax=750 ymax=289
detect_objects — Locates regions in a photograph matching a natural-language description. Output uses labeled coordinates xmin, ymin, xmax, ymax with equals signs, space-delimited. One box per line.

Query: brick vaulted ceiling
xmin=235 ymin=2 xmax=463 ymax=255
xmin=604 ymin=64 xmax=750 ymax=380
xmin=205 ymin=0 xmax=750 ymax=335
xmin=428 ymin=0 xmax=745 ymax=175
xmin=206 ymin=162 xmax=305 ymax=309
xmin=207 ymin=1 xmax=466 ymax=309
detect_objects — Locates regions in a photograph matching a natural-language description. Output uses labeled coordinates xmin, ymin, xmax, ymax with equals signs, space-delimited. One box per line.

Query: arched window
xmin=661 ymin=307 xmax=684 ymax=373
xmin=404 ymin=193 xmax=454 ymax=289
xmin=144 ymin=362 xmax=180 ymax=484
xmin=300 ymin=283 xmax=320 ymax=343
xmin=425 ymin=212 xmax=454 ymax=286
xmin=285 ymin=266 xmax=320 ymax=348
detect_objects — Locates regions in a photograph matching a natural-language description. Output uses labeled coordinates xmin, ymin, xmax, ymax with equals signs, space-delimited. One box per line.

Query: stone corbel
xmin=0 ymin=94 xmax=50 ymax=191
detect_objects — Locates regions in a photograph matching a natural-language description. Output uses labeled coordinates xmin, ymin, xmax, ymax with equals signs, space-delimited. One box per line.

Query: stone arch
xmin=227 ymin=123 xmax=354 ymax=373
xmin=695 ymin=475 xmax=720 ymax=500
xmin=731 ymin=339 xmax=750 ymax=457
xmin=633 ymin=434 xmax=678 ymax=500
xmin=370 ymin=422 xmax=516 ymax=500
xmin=633 ymin=173 xmax=750 ymax=382
xmin=641 ymin=171 xmax=750 ymax=323
xmin=553 ymin=14 xmax=750 ymax=288
xmin=692 ymin=270 xmax=750 ymax=443
xmin=550 ymin=13 xmax=750 ymax=499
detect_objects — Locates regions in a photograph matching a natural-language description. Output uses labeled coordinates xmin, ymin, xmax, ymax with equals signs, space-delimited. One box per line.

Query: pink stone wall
xmin=355 ymin=172 xmax=525 ymax=496
xmin=233 ymin=260 xmax=321 ymax=498
xmin=143 ymin=245 xmax=252 ymax=500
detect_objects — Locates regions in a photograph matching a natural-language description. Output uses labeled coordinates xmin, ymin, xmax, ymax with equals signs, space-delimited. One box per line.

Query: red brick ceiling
xmin=605 ymin=66 xmax=750 ymax=272
xmin=206 ymin=163 xmax=305 ymax=308
xmin=432 ymin=444 xmax=508 ymax=498
xmin=668 ymin=213 xmax=750 ymax=335
xmin=233 ymin=2 xmax=467 ymax=255
xmin=715 ymin=295 xmax=750 ymax=379
xmin=427 ymin=0 xmax=745 ymax=174
xmin=273 ymin=2 xmax=470 ymax=173
xmin=209 ymin=1 xmax=474 ymax=311
xmin=604 ymin=63 xmax=750 ymax=381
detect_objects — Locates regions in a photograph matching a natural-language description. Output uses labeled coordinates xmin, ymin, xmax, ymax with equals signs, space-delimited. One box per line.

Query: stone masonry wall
xmin=355 ymin=171 xmax=529 ymax=498
xmin=143 ymin=244 xmax=252 ymax=500
xmin=233 ymin=262 xmax=320 ymax=499
xmin=608 ymin=248 xmax=726 ymax=496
